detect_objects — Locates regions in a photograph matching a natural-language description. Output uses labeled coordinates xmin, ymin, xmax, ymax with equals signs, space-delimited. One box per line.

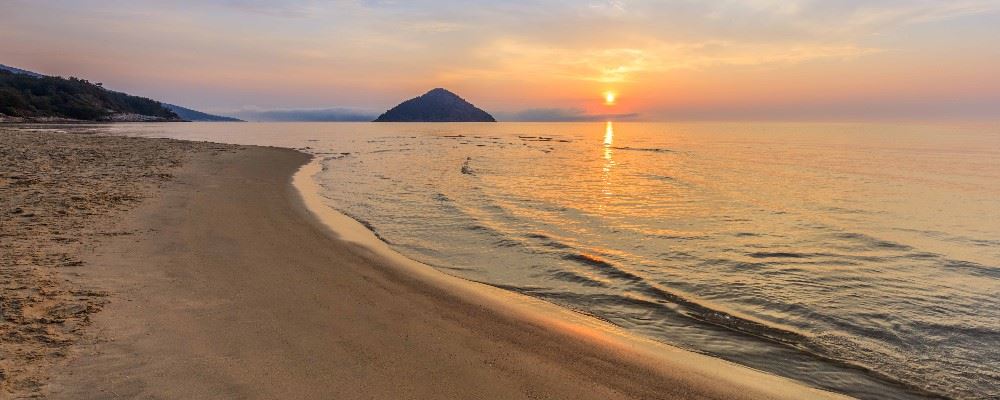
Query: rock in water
xmin=373 ymin=88 xmax=496 ymax=122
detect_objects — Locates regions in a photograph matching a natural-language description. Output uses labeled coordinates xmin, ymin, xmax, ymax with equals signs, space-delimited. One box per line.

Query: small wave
xmin=510 ymin=274 xmax=812 ymax=350
xmin=525 ymin=232 xmax=572 ymax=249
xmin=821 ymin=206 xmax=880 ymax=215
xmin=908 ymin=318 xmax=1000 ymax=338
xmin=517 ymin=135 xmax=554 ymax=141
xmin=611 ymin=146 xmax=672 ymax=153
xmin=658 ymin=250 xmax=697 ymax=261
xmin=558 ymin=252 xmax=812 ymax=348
xmin=323 ymin=155 xmax=349 ymax=161
xmin=562 ymin=253 xmax=643 ymax=282
xmin=970 ymin=238 xmax=1000 ymax=247
xmin=940 ymin=258 xmax=1000 ymax=278
xmin=494 ymin=238 xmax=522 ymax=248
xmin=635 ymin=284 xmax=809 ymax=346
xmin=369 ymin=147 xmax=413 ymax=154
xmin=747 ymin=251 xmax=811 ymax=259
xmin=433 ymin=193 xmax=451 ymax=202
xmin=833 ymin=232 xmax=913 ymax=251
xmin=339 ymin=211 xmax=393 ymax=245
xmin=541 ymin=240 xmax=571 ymax=249
xmin=550 ymin=271 xmax=609 ymax=288
xmin=502 ymin=288 xmax=665 ymax=314
xmin=896 ymin=227 xmax=1000 ymax=248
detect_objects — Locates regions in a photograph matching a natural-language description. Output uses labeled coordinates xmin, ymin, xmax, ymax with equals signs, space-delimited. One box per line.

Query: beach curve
xmin=293 ymin=156 xmax=853 ymax=399
xmin=41 ymin=139 xmax=850 ymax=399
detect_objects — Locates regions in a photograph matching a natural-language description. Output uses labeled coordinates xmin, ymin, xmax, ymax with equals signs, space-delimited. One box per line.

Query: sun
xmin=603 ymin=91 xmax=616 ymax=105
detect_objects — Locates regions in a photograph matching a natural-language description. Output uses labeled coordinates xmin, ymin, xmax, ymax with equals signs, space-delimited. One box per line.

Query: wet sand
xmin=5 ymin=130 xmax=849 ymax=399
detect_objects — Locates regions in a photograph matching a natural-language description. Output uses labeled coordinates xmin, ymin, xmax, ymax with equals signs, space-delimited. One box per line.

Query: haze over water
xmin=89 ymin=121 xmax=999 ymax=399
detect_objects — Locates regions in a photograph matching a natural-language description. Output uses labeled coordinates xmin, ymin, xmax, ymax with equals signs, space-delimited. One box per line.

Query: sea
xmin=40 ymin=121 xmax=1000 ymax=399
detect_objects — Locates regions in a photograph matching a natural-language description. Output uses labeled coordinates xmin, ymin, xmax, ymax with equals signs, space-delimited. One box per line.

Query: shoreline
xmin=291 ymin=158 xmax=854 ymax=399
xmin=6 ymin=130 xmax=849 ymax=398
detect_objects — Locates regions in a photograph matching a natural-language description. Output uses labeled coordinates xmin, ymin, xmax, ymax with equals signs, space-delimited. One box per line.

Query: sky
xmin=2 ymin=0 xmax=1000 ymax=121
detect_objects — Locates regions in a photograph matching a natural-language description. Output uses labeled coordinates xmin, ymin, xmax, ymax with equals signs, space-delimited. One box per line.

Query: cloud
xmin=503 ymin=108 xmax=639 ymax=121
xmin=5 ymin=0 xmax=999 ymax=119
xmin=443 ymin=38 xmax=879 ymax=86
xmin=649 ymin=92 xmax=1000 ymax=121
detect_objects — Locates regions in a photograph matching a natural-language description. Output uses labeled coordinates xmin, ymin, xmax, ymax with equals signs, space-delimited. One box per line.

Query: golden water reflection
xmin=601 ymin=121 xmax=615 ymax=199
xmin=603 ymin=121 xmax=614 ymax=162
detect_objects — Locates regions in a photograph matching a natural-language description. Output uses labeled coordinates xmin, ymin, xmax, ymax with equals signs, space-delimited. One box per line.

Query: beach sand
xmin=0 ymin=129 xmax=242 ymax=397
xmin=3 ymin=129 xmax=849 ymax=399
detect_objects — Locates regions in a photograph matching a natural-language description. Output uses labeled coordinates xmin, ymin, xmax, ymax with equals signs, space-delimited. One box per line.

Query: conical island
xmin=374 ymin=88 xmax=496 ymax=122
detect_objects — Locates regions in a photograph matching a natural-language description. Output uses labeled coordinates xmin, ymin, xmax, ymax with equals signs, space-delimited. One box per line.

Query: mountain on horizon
xmin=0 ymin=68 xmax=180 ymax=122
xmin=374 ymin=88 xmax=496 ymax=122
xmin=0 ymin=64 xmax=45 ymax=78
xmin=0 ymin=64 xmax=239 ymax=122
xmin=164 ymin=103 xmax=243 ymax=122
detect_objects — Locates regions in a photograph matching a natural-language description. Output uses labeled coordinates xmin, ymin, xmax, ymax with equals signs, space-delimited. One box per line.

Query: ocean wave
xmin=747 ymin=251 xmax=810 ymax=258
xmin=557 ymin=251 xmax=812 ymax=348
xmin=562 ymin=253 xmax=644 ymax=282
xmin=610 ymin=146 xmax=672 ymax=153
xmin=550 ymin=270 xmax=610 ymax=288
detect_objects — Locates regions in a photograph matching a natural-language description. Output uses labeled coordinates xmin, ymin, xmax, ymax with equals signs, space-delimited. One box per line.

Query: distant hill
xmin=0 ymin=64 xmax=44 ymax=78
xmin=164 ymin=103 xmax=243 ymax=122
xmin=0 ymin=63 xmax=233 ymax=122
xmin=235 ymin=107 xmax=375 ymax=122
xmin=0 ymin=69 xmax=180 ymax=122
xmin=374 ymin=88 xmax=495 ymax=122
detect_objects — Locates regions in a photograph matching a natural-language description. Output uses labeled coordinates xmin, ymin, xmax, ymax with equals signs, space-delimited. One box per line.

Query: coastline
xmin=6 ymin=130 xmax=849 ymax=399
xmin=292 ymin=159 xmax=854 ymax=399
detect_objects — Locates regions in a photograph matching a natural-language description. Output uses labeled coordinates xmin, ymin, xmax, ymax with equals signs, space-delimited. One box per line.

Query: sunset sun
xmin=603 ymin=91 xmax=616 ymax=105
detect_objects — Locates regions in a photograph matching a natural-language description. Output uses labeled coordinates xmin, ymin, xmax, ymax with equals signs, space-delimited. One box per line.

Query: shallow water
xmin=70 ymin=121 xmax=999 ymax=399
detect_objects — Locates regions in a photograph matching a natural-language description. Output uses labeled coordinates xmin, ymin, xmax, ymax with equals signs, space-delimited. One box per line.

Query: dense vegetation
xmin=0 ymin=69 xmax=179 ymax=121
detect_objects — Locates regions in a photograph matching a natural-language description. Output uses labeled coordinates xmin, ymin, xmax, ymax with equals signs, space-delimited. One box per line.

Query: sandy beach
xmin=2 ymin=129 xmax=849 ymax=399
xmin=1 ymin=129 xmax=242 ymax=397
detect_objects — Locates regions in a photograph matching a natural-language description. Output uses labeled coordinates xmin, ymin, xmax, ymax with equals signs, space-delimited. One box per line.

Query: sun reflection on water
xmin=601 ymin=121 xmax=615 ymax=200
xmin=603 ymin=121 xmax=614 ymax=162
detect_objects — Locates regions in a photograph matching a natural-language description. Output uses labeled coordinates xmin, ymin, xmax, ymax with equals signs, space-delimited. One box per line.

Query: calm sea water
xmin=57 ymin=122 xmax=1000 ymax=399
